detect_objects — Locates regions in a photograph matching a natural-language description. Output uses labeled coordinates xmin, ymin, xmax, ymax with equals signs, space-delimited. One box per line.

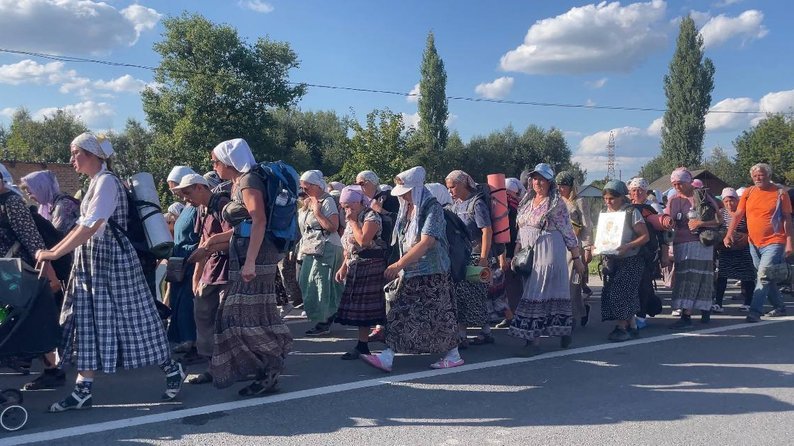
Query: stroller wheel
xmin=0 ymin=405 xmax=28 ymax=431
xmin=1 ymin=389 xmax=22 ymax=405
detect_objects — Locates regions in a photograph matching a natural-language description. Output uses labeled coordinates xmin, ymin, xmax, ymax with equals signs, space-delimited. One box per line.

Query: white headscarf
xmin=328 ymin=181 xmax=345 ymax=192
xmin=71 ymin=132 xmax=114 ymax=159
xmin=300 ymin=170 xmax=327 ymax=191
xmin=212 ymin=138 xmax=256 ymax=173
xmin=505 ymin=177 xmax=525 ymax=196
xmin=394 ymin=166 xmax=427 ymax=248
xmin=356 ymin=170 xmax=380 ymax=186
xmin=167 ymin=202 xmax=185 ymax=217
xmin=426 ymin=182 xmax=452 ymax=206
xmin=167 ymin=166 xmax=196 ymax=184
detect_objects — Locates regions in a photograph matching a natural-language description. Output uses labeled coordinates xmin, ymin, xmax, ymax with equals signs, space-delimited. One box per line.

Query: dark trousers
xmin=714 ymin=277 xmax=754 ymax=307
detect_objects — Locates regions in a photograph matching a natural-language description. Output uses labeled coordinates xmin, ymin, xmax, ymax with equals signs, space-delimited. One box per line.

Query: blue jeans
xmin=749 ymin=242 xmax=786 ymax=315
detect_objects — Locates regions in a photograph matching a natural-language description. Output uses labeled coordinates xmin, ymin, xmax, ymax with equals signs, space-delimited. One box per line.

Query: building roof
xmin=647 ymin=169 xmax=729 ymax=195
xmin=578 ymin=184 xmax=603 ymax=198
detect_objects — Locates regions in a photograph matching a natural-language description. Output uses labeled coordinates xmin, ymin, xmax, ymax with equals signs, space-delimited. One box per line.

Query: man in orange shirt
xmin=724 ymin=163 xmax=794 ymax=322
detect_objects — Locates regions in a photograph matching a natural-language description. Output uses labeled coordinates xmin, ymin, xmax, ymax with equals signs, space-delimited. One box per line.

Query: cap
xmin=172 ymin=173 xmax=209 ymax=190
xmin=528 ymin=163 xmax=554 ymax=181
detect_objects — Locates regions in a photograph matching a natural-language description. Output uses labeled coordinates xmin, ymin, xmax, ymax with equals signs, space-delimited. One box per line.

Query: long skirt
xmin=601 ymin=255 xmax=643 ymax=321
xmin=509 ymin=228 xmax=573 ymax=341
xmin=336 ymin=258 xmax=387 ymax=327
xmin=298 ymin=244 xmax=344 ymax=324
xmin=453 ymin=256 xmax=488 ymax=326
xmin=210 ymin=235 xmax=292 ymax=389
xmin=167 ymin=263 xmax=197 ymax=344
xmin=672 ymin=241 xmax=715 ymax=311
xmin=385 ymin=274 xmax=458 ymax=354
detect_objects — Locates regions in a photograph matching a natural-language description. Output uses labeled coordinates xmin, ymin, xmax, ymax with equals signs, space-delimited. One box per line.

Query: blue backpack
xmin=252 ymin=161 xmax=300 ymax=253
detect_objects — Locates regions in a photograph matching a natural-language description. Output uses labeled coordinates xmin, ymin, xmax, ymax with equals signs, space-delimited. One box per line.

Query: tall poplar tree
xmin=660 ymin=16 xmax=715 ymax=169
xmin=418 ymin=32 xmax=449 ymax=154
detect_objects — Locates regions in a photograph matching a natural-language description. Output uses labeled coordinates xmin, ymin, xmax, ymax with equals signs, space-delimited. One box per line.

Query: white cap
xmin=172 ymin=173 xmax=209 ymax=190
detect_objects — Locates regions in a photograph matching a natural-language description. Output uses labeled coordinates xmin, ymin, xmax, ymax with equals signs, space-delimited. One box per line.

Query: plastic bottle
xmin=0 ymin=305 xmax=12 ymax=324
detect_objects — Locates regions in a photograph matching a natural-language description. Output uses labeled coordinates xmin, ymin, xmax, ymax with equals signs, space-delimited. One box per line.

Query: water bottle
xmin=0 ymin=305 xmax=12 ymax=324
xmin=687 ymin=208 xmax=699 ymax=234
xmin=572 ymin=272 xmax=580 ymax=285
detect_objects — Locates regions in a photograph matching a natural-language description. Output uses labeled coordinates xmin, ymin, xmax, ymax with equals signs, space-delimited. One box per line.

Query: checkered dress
xmin=59 ymin=172 xmax=169 ymax=373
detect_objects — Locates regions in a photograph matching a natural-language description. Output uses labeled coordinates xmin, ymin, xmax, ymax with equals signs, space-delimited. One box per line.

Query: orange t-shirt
xmin=738 ymin=186 xmax=792 ymax=247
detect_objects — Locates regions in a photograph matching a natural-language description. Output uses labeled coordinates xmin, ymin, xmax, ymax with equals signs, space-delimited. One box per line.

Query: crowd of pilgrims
xmin=1 ymin=132 xmax=792 ymax=411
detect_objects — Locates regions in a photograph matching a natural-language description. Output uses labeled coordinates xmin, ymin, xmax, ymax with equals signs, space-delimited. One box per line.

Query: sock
xmin=481 ymin=325 xmax=492 ymax=335
xmin=160 ymin=358 xmax=180 ymax=374
xmin=356 ymin=341 xmax=370 ymax=355
xmin=443 ymin=347 xmax=461 ymax=362
xmin=378 ymin=348 xmax=395 ymax=367
xmin=75 ymin=377 xmax=93 ymax=396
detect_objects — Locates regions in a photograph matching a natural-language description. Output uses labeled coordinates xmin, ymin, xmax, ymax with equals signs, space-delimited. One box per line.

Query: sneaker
xmin=739 ymin=304 xmax=750 ymax=312
xmin=305 ymin=324 xmax=331 ymax=336
xmin=495 ymin=319 xmax=512 ymax=329
xmin=671 ymin=309 xmax=682 ymax=317
xmin=765 ymin=308 xmax=788 ymax=317
xmin=711 ymin=304 xmax=724 ymax=313
xmin=430 ymin=358 xmax=465 ymax=369
xmin=22 ymin=368 xmax=66 ymax=390
xmin=608 ymin=327 xmax=630 ymax=342
xmin=368 ymin=327 xmax=385 ymax=343
xmin=745 ymin=313 xmax=761 ymax=323
xmin=669 ymin=317 xmax=693 ymax=330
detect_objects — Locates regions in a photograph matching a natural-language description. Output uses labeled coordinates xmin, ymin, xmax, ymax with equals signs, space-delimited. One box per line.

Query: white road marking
xmin=5 ymin=318 xmax=791 ymax=446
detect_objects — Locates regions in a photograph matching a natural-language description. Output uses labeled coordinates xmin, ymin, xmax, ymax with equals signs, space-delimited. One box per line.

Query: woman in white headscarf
xmin=208 ymin=138 xmax=292 ymax=396
xmin=297 ymin=169 xmax=344 ymax=336
xmin=37 ymin=132 xmax=184 ymax=411
xmin=360 ymin=166 xmax=462 ymax=372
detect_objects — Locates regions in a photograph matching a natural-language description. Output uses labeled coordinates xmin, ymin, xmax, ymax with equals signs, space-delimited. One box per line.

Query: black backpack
xmin=0 ymin=193 xmax=74 ymax=281
xmin=418 ymin=196 xmax=472 ymax=282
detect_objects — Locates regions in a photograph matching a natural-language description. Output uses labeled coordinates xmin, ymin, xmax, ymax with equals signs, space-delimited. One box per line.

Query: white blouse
xmin=77 ymin=167 xmax=119 ymax=232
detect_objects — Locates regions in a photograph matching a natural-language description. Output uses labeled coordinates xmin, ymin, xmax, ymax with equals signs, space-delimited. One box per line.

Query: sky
xmin=0 ymin=0 xmax=791 ymax=182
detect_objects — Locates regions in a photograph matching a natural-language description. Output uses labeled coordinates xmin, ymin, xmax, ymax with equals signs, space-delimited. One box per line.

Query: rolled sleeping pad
xmin=130 ymin=173 xmax=175 ymax=258
xmin=487 ymin=173 xmax=510 ymax=244
xmin=466 ymin=265 xmax=492 ymax=283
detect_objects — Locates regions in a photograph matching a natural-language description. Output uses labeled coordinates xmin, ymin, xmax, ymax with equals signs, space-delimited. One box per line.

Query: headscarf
xmin=328 ymin=181 xmax=345 ymax=192
xmin=519 ymin=170 xmax=531 ymax=190
xmin=692 ymin=179 xmax=704 ymax=189
xmin=21 ymin=170 xmax=60 ymax=219
xmin=300 ymin=170 xmax=328 ymax=192
xmin=212 ymin=138 xmax=256 ymax=173
xmin=426 ymin=182 xmax=452 ymax=206
xmin=721 ymin=187 xmax=738 ymax=199
xmin=445 ymin=170 xmax=477 ymax=190
xmin=555 ymin=171 xmax=577 ymax=187
xmin=167 ymin=202 xmax=185 ymax=217
xmin=356 ymin=170 xmax=380 ymax=186
xmin=339 ymin=185 xmax=370 ymax=207
xmin=167 ymin=166 xmax=196 ymax=184
xmin=603 ymin=180 xmax=629 ymax=197
xmin=71 ymin=132 xmax=114 ymax=159
xmin=627 ymin=177 xmax=649 ymax=191
xmin=378 ymin=184 xmax=392 ymax=193
xmin=203 ymin=171 xmax=223 ymax=189
xmin=670 ymin=167 xmax=693 ymax=184
xmin=505 ymin=177 xmax=526 ymax=197
xmin=394 ymin=166 xmax=427 ymax=247
xmin=0 ymin=163 xmax=22 ymax=196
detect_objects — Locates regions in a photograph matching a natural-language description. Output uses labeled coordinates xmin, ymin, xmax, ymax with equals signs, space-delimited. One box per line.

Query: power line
xmin=0 ymin=47 xmax=769 ymax=115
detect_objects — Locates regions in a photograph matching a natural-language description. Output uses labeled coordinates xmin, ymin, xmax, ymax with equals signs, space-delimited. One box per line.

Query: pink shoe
xmin=361 ymin=354 xmax=392 ymax=373
xmin=430 ymin=358 xmax=465 ymax=369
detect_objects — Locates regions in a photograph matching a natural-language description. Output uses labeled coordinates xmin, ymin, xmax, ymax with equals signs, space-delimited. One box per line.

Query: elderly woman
xmin=445 ymin=169 xmax=495 ymax=346
xmin=37 ymin=133 xmax=183 ymax=411
xmin=555 ymin=171 xmax=593 ymax=327
xmin=509 ymin=163 xmax=586 ymax=356
xmin=664 ymin=167 xmax=721 ymax=329
xmin=494 ymin=177 xmax=525 ymax=328
xmin=298 ymin=170 xmax=344 ymax=336
xmin=20 ymin=170 xmax=80 ymax=234
xmin=714 ymin=187 xmax=756 ymax=312
xmin=599 ymin=181 xmax=650 ymax=341
xmin=208 ymin=138 xmax=292 ymax=396
xmin=360 ymin=166 xmax=461 ymax=372
xmin=166 ymin=166 xmax=201 ymax=358
xmin=334 ymin=185 xmax=387 ymax=359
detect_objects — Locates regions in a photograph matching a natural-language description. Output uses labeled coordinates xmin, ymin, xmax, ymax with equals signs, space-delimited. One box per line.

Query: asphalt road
xmin=3 ymin=281 xmax=793 ymax=445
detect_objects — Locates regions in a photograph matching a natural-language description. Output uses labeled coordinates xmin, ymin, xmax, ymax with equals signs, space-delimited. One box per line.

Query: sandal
xmin=186 ymin=372 xmax=213 ymax=385
xmin=237 ymin=380 xmax=278 ymax=397
xmin=161 ymin=362 xmax=186 ymax=400
xmin=48 ymin=392 xmax=92 ymax=412
xmin=468 ymin=333 xmax=495 ymax=345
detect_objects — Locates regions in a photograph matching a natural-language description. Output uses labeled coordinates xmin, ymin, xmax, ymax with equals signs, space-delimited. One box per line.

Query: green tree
xmin=142 ymin=13 xmax=305 ymax=184
xmin=108 ymin=119 xmax=156 ymax=180
xmin=337 ymin=109 xmax=412 ymax=184
xmin=4 ymin=108 xmax=87 ymax=162
xmin=417 ymin=32 xmax=449 ymax=157
xmin=266 ymin=108 xmax=351 ymax=175
xmin=638 ymin=155 xmax=669 ymax=183
xmin=701 ymin=146 xmax=745 ymax=187
xmin=733 ymin=113 xmax=794 ymax=184
xmin=660 ymin=16 xmax=715 ymax=170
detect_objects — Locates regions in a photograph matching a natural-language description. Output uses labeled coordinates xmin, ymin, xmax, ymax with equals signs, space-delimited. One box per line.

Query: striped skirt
xmin=336 ymin=258 xmax=387 ymax=327
xmin=672 ymin=241 xmax=715 ymax=311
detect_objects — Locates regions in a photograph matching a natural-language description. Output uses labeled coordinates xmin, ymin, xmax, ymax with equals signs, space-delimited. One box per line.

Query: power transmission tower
xmin=606 ymin=131 xmax=616 ymax=180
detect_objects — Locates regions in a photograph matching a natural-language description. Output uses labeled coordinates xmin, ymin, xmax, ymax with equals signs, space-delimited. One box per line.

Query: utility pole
xmin=606 ymin=131 xmax=616 ymax=180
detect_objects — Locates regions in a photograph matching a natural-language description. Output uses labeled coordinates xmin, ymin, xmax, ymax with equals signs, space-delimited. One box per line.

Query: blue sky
xmin=0 ymin=0 xmax=791 ymax=181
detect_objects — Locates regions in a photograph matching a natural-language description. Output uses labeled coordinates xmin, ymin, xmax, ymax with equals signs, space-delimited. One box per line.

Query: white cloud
xmin=705 ymin=97 xmax=758 ymax=132
xmin=239 ymin=0 xmax=274 ymax=13
xmin=0 ymin=60 xmax=67 ymax=85
xmin=1 ymin=107 xmax=15 ymax=118
xmin=585 ymin=99 xmax=597 ymax=107
xmin=573 ymin=122 xmax=662 ymax=180
xmin=94 ymin=75 xmax=148 ymax=93
xmin=585 ymin=78 xmax=608 ymax=89
xmin=713 ymin=0 xmax=744 ymax=7
xmin=758 ymin=90 xmax=794 ymax=114
xmin=699 ymin=10 xmax=768 ymax=49
xmin=647 ymin=117 xmax=663 ymax=136
xmin=34 ymin=101 xmax=115 ymax=128
xmin=474 ymin=77 xmax=515 ymax=99
xmin=0 ymin=0 xmax=161 ymax=54
xmin=402 ymin=112 xmax=420 ymax=130
xmin=406 ymin=83 xmax=420 ymax=103
xmin=500 ymin=0 xmax=668 ymax=75
xmin=0 ymin=59 xmax=146 ymax=98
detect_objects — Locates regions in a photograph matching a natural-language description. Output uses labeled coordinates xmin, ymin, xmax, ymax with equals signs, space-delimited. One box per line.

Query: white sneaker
xmin=279 ymin=303 xmax=294 ymax=319
xmin=671 ymin=309 xmax=681 ymax=317
xmin=710 ymin=304 xmax=724 ymax=313
xmin=739 ymin=304 xmax=750 ymax=312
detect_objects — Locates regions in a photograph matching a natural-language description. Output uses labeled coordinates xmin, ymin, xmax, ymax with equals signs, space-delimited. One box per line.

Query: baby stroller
xmin=0 ymin=258 xmax=61 ymax=432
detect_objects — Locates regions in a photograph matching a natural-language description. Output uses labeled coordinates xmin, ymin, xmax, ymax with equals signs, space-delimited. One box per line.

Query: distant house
xmin=578 ymin=184 xmax=603 ymax=198
xmin=0 ymin=160 xmax=83 ymax=197
xmin=648 ymin=169 xmax=729 ymax=196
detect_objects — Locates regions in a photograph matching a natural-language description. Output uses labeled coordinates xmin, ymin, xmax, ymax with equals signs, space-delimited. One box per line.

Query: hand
xmin=615 ymin=245 xmax=630 ymax=257
xmin=722 ymin=234 xmax=734 ymax=249
xmin=371 ymin=200 xmax=384 ymax=214
xmin=477 ymin=257 xmax=488 ymax=268
xmin=384 ymin=261 xmax=403 ymax=281
xmin=583 ymin=248 xmax=593 ymax=265
xmin=310 ymin=197 xmax=322 ymax=214
xmin=345 ymin=207 xmax=356 ymax=221
xmin=335 ymin=264 xmax=348 ymax=283
xmin=573 ymin=258 xmax=586 ymax=277
xmin=241 ymin=261 xmax=256 ymax=283
xmin=786 ymin=239 xmax=793 ymax=258
xmin=35 ymin=249 xmax=56 ymax=262
xmin=687 ymin=218 xmax=702 ymax=231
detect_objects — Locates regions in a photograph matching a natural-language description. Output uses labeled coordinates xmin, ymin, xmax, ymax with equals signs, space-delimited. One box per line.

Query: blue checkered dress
xmin=59 ymin=172 xmax=169 ymax=373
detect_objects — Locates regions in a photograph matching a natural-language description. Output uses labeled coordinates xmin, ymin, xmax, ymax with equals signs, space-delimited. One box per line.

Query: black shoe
xmin=608 ymin=327 xmax=630 ymax=342
xmin=745 ymin=313 xmax=761 ymax=323
xmin=701 ymin=311 xmax=711 ymax=323
xmin=181 ymin=348 xmax=208 ymax=366
xmin=305 ymin=324 xmax=331 ymax=336
xmin=581 ymin=304 xmax=591 ymax=327
xmin=22 ymin=368 xmax=66 ymax=390
xmin=560 ymin=335 xmax=573 ymax=349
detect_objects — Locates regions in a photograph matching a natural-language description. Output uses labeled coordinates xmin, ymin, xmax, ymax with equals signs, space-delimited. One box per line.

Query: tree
xmin=142 ymin=13 xmax=305 ymax=184
xmin=3 ymin=108 xmax=87 ymax=162
xmin=638 ymin=155 xmax=669 ymax=183
xmin=733 ymin=113 xmax=794 ymax=184
xmin=417 ymin=32 xmax=449 ymax=157
xmin=660 ymin=16 xmax=715 ymax=170
xmin=701 ymin=146 xmax=745 ymax=187
xmin=266 ymin=108 xmax=351 ymax=175
xmin=108 ymin=119 xmax=156 ymax=180
xmin=337 ymin=109 xmax=412 ymax=184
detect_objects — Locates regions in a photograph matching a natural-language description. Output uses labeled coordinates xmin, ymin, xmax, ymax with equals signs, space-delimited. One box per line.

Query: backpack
xmin=250 ymin=161 xmax=300 ymax=253
xmin=467 ymin=183 xmax=506 ymax=256
xmin=631 ymin=203 xmax=663 ymax=269
xmin=418 ymin=196 xmax=472 ymax=282
xmin=0 ymin=193 xmax=73 ymax=281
